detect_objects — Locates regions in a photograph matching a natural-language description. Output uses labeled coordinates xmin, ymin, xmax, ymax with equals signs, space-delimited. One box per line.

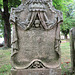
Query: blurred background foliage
xmin=0 ymin=0 xmax=21 ymax=36
xmin=53 ymin=0 xmax=75 ymax=39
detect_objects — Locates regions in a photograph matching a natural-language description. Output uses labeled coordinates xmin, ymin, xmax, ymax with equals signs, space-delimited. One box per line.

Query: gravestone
xmin=10 ymin=0 xmax=63 ymax=75
xmin=70 ymin=28 xmax=75 ymax=73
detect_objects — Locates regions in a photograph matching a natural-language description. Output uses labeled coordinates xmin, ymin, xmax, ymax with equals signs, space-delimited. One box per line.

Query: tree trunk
xmin=4 ymin=20 xmax=11 ymax=48
xmin=3 ymin=0 xmax=11 ymax=48
xmin=64 ymin=34 xmax=67 ymax=39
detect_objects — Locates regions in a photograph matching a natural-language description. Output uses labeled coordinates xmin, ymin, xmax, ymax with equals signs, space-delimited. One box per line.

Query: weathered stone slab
xmin=70 ymin=27 xmax=75 ymax=73
xmin=10 ymin=0 xmax=63 ymax=75
xmin=11 ymin=68 xmax=61 ymax=75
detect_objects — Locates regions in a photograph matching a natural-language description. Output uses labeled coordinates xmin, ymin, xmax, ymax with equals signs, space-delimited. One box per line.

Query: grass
xmin=61 ymin=40 xmax=74 ymax=75
xmin=61 ymin=40 xmax=71 ymax=63
xmin=0 ymin=40 xmax=74 ymax=75
xmin=0 ymin=48 xmax=11 ymax=75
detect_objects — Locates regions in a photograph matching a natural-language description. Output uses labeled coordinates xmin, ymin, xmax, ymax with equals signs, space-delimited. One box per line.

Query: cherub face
xmin=35 ymin=20 xmax=40 ymax=28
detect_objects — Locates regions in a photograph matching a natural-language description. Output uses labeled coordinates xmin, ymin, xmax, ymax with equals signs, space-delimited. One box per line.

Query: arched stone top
xmin=21 ymin=0 xmax=53 ymax=4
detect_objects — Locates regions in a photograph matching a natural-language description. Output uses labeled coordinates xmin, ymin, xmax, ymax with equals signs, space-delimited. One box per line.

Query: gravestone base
xmin=11 ymin=68 xmax=61 ymax=75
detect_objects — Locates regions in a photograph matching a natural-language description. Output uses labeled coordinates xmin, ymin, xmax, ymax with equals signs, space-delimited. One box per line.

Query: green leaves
xmin=0 ymin=0 xmax=21 ymax=11
xmin=53 ymin=0 xmax=63 ymax=10
xmin=0 ymin=0 xmax=3 ymax=9
xmin=8 ymin=0 xmax=21 ymax=9
xmin=53 ymin=0 xmax=75 ymax=39
xmin=0 ymin=0 xmax=21 ymax=37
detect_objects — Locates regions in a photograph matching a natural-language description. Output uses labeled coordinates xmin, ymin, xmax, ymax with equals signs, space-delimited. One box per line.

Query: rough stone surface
xmin=10 ymin=0 xmax=63 ymax=75
xmin=70 ymin=27 xmax=75 ymax=73
xmin=11 ymin=68 xmax=61 ymax=75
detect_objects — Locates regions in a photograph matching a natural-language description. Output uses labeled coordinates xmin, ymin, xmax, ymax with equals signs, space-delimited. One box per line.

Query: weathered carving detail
xmin=10 ymin=0 xmax=63 ymax=31
xmin=26 ymin=59 xmax=48 ymax=69
xmin=10 ymin=0 xmax=63 ymax=70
